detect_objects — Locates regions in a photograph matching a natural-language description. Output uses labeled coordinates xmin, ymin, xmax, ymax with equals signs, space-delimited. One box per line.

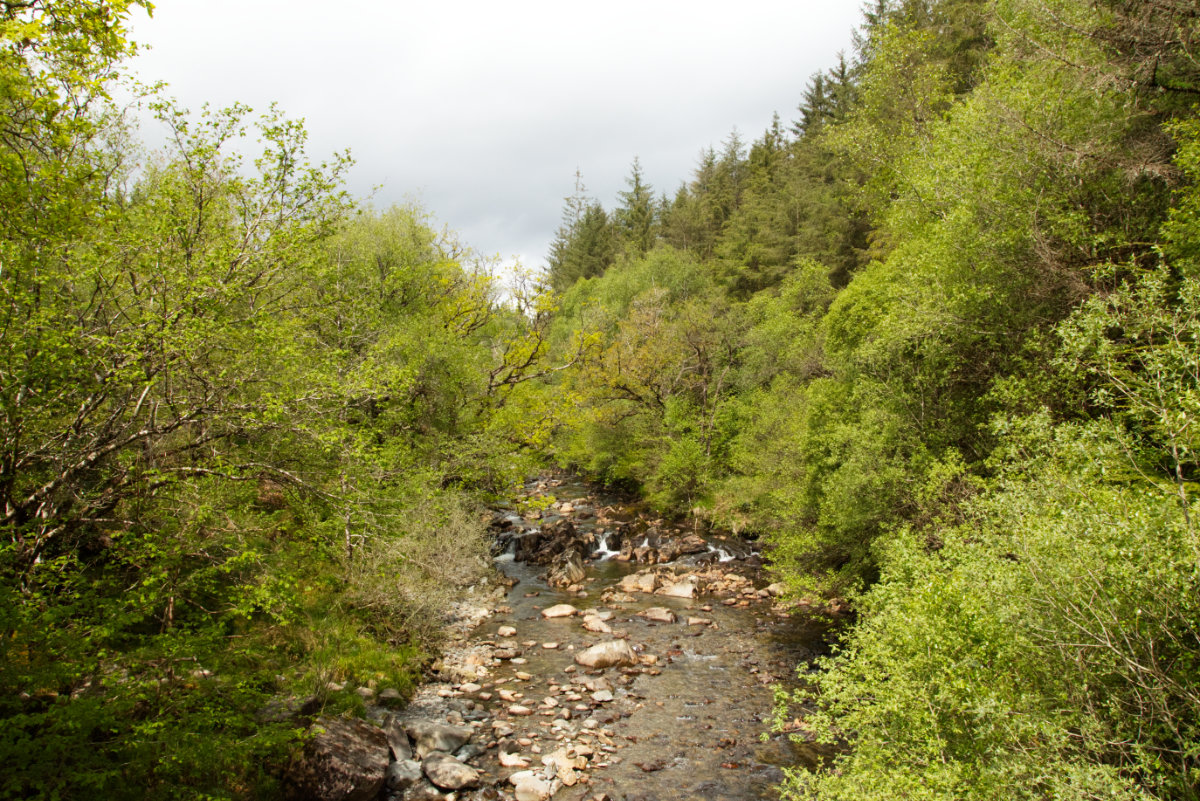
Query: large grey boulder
xmin=286 ymin=717 xmax=389 ymax=801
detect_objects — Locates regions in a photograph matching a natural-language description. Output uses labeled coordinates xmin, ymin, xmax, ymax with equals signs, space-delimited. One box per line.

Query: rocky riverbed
xmin=290 ymin=473 xmax=835 ymax=801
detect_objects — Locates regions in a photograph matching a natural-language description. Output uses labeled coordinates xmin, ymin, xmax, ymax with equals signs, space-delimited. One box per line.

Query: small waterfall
xmin=493 ymin=537 xmax=518 ymax=563
xmin=592 ymin=531 xmax=620 ymax=561
xmin=707 ymin=544 xmax=735 ymax=563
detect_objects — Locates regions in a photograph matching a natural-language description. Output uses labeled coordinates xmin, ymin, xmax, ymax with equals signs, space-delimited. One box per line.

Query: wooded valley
xmin=2 ymin=1 xmax=1199 ymax=799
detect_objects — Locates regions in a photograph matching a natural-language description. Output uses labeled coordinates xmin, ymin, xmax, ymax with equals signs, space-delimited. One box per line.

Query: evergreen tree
xmin=614 ymin=157 xmax=657 ymax=257
xmin=546 ymin=171 xmax=616 ymax=292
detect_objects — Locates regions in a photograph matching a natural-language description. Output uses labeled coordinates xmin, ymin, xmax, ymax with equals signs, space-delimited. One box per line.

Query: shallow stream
xmin=404 ymin=474 xmax=834 ymax=801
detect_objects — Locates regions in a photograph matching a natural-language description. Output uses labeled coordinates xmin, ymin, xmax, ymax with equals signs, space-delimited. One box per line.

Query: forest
xmin=2 ymin=0 xmax=1200 ymax=799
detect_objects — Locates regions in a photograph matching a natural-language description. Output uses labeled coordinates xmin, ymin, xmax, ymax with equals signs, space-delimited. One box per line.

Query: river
xmin=394 ymin=473 xmax=834 ymax=801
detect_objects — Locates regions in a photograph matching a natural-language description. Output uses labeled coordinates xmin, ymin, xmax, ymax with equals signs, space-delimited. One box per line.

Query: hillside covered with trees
xmin=4 ymin=0 xmax=1200 ymax=799
xmin=0 ymin=2 xmax=565 ymax=796
xmin=539 ymin=0 xmax=1200 ymax=798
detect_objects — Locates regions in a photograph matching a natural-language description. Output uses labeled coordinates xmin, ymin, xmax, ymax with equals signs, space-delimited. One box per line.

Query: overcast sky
xmin=126 ymin=1 xmax=864 ymax=273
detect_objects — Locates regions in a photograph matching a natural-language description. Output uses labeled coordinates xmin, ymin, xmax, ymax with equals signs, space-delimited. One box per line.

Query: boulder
xmin=540 ymin=603 xmax=578 ymax=619
xmin=658 ymin=534 xmax=710 ymax=561
xmin=657 ymin=579 xmax=697 ymax=599
xmin=637 ymin=606 xmax=677 ymax=624
xmin=286 ymin=717 xmax=389 ymax=801
xmin=404 ymin=718 xmax=472 ymax=759
xmin=514 ymin=519 xmax=579 ymax=565
xmin=618 ymin=572 xmax=657 ymax=594
xmin=545 ymin=548 xmax=586 ymax=588
xmin=382 ymin=715 xmax=413 ymax=761
xmin=385 ymin=758 xmax=422 ymax=792
xmin=421 ymin=752 xmax=479 ymax=791
xmin=574 ymin=640 xmax=637 ymax=669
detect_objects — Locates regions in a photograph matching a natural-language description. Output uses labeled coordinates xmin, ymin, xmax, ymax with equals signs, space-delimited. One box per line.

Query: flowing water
xmin=404 ymin=474 xmax=835 ymax=801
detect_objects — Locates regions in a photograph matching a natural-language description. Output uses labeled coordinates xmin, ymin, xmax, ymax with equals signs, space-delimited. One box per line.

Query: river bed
xmin=397 ymin=473 xmax=834 ymax=801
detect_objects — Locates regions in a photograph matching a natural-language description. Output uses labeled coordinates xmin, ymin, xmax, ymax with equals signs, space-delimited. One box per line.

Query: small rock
xmin=498 ymin=625 xmax=518 ymax=637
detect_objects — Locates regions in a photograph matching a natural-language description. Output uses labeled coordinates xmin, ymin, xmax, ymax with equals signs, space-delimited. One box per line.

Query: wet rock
xmin=540 ymin=603 xmax=578 ymax=619
xmin=637 ymin=607 xmax=677 ymax=624
xmin=582 ymin=616 xmax=612 ymax=634
xmin=657 ymin=578 xmax=698 ymax=599
xmin=286 ymin=717 xmax=389 ymax=801
xmin=515 ymin=519 xmax=579 ymax=565
xmin=499 ymin=742 xmax=531 ymax=768
xmin=497 ymin=625 xmax=517 ymax=637
xmin=422 ymin=752 xmax=479 ymax=790
xmin=544 ymin=747 xmax=587 ymax=786
xmin=658 ymin=534 xmax=710 ymax=561
xmin=574 ymin=640 xmax=637 ymax=669
xmin=618 ymin=572 xmax=657 ymax=594
xmin=405 ymin=719 xmax=473 ymax=759
xmin=545 ymin=548 xmax=587 ymax=588
xmin=508 ymin=770 xmax=555 ymax=801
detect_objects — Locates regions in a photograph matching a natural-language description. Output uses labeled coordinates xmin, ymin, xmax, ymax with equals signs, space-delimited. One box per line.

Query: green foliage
xmin=0 ymin=4 xmax=557 ymax=793
xmin=539 ymin=1 xmax=1200 ymax=797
